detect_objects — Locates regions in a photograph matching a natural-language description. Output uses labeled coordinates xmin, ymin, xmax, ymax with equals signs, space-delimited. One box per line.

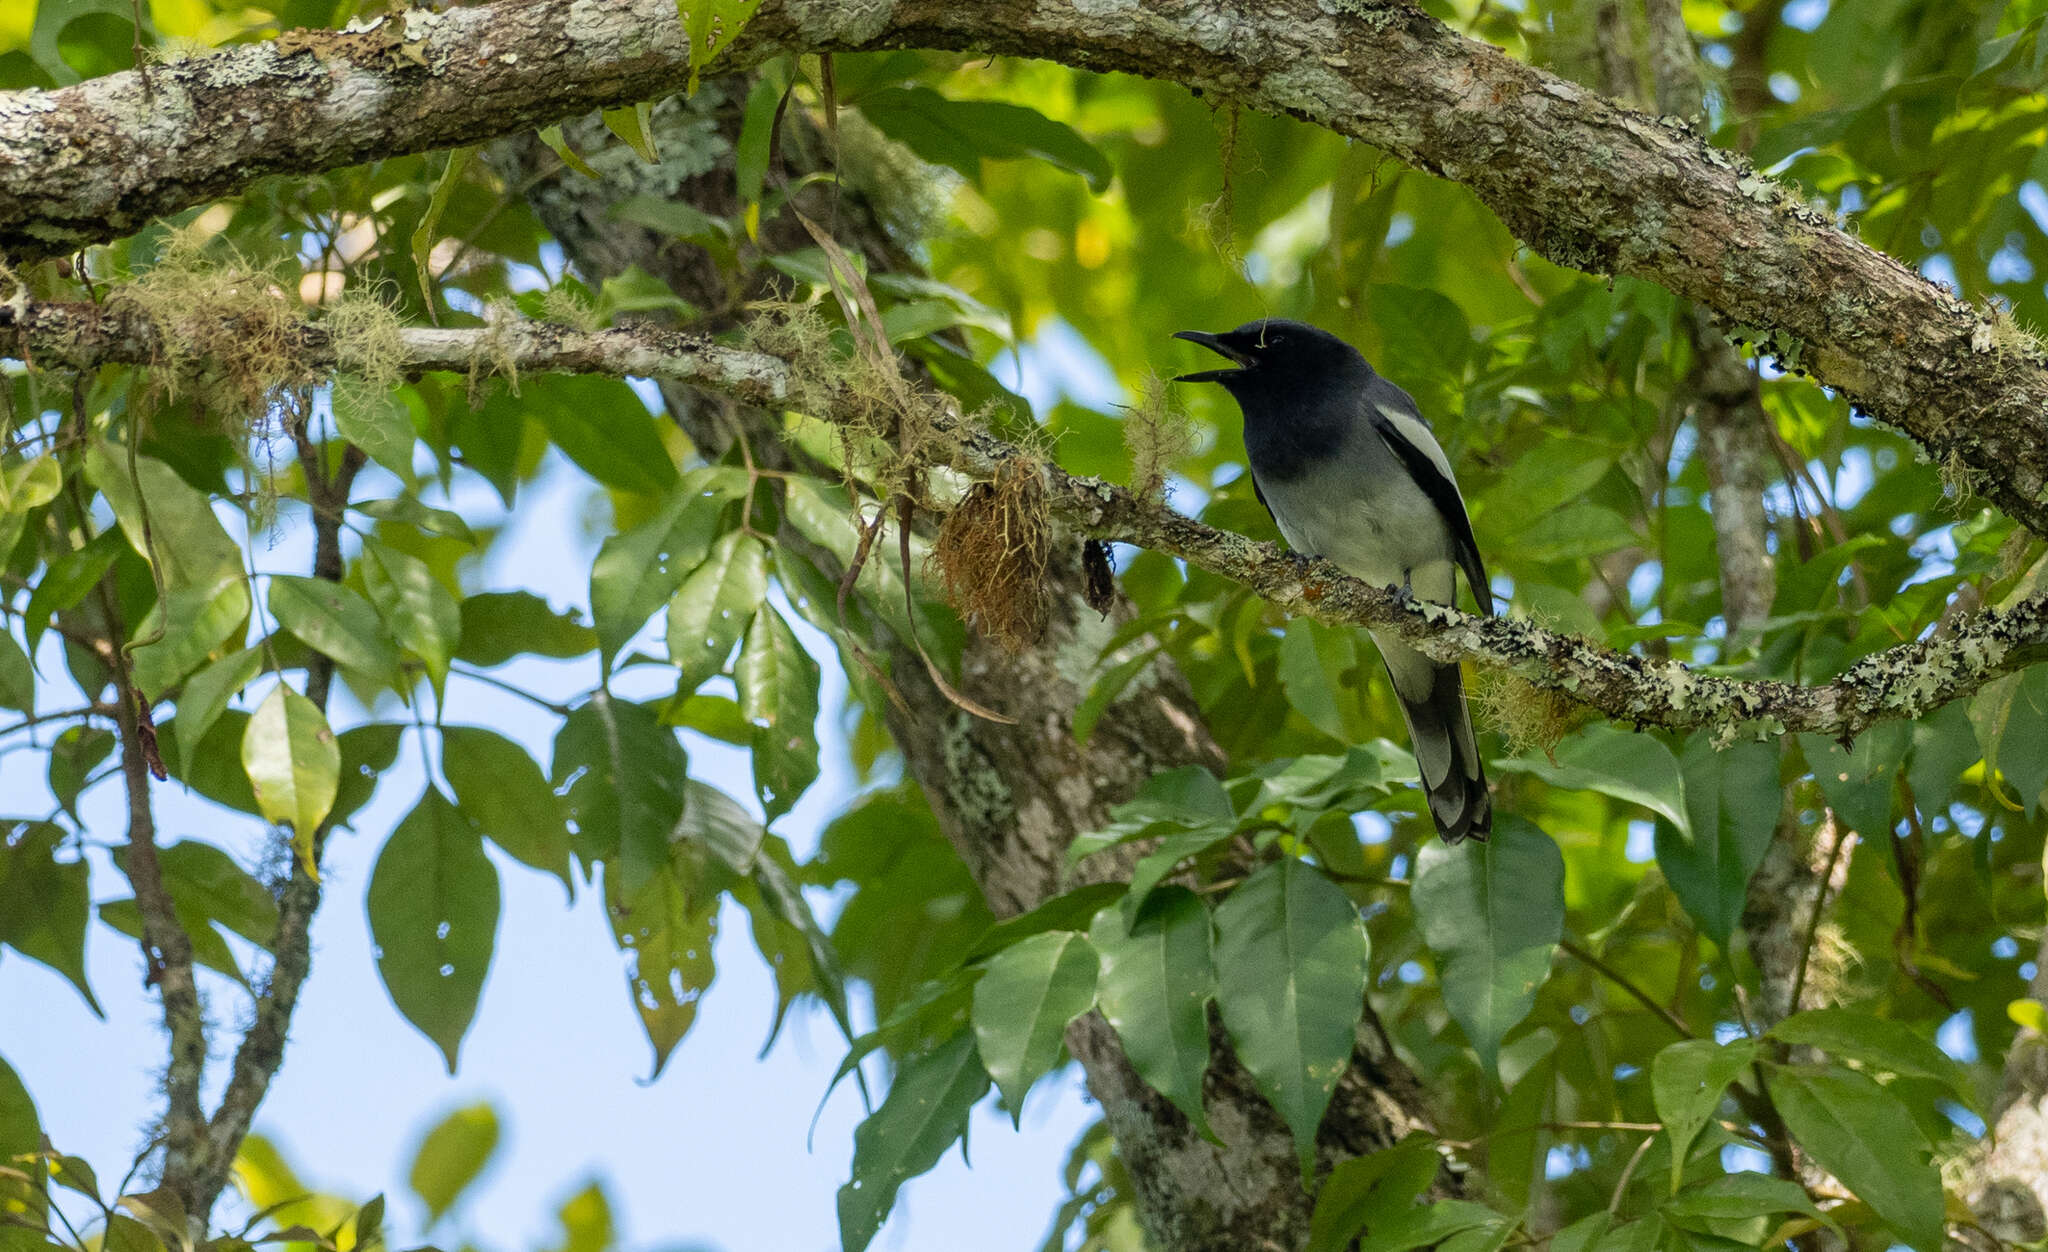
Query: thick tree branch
xmin=8 ymin=299 xmax=2037 ymax=740
xmin=4 ymin=0 xmax=2047 ymax=534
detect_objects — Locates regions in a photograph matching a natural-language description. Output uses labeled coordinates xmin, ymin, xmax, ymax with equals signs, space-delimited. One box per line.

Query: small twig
xmin=1608 ymin=1132 xmax=1657 ymax=1216
xmin=1444 ymin=1120 xmax=1661 ymax=1150
xmin=1561 ymin=937 xmax=1695 ymax=1039
xmin=1786 ymin=815 xmax=1850 ymax=1016
xmin=450 ymin=665 xmax=571 ymax=716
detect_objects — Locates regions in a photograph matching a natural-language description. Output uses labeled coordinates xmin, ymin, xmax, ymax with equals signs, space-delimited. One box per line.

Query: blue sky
xmin=0 ymin=328 xmax=1133 ymax=1252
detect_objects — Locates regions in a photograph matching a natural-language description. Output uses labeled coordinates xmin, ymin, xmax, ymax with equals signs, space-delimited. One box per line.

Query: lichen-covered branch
xmin=8 ymin=299 xmax=2035 ymax=741
xmin=4 ymin=0 xmax=2047 ymax=535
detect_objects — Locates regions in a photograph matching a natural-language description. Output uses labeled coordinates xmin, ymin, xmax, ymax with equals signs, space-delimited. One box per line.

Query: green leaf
xmin=1347 ymin=1200 xmax=1515 ymax=1252
xmin=406 ymin=1102 xmax=500 ymax=1224
xmin=110 ymin=838 xmax=279 ymax=949
xmin=602 ymin=102 xmax=659 ymax=162
xmin=677 ymin=0 xmax=765 ymax=94
xmin=1766 ymin=1066 xmax=1943 ymax=1250
xmin=361 ymin=540 xmax=461 ymax=699
xmin=1768 ymin=1008 xmax=1969 ymax=1095
xmin=857 ymin=85 xmax=1113 ymax=192
xmin=836 ymin=1030 xmax=989 ymax=1252
xmin=552 ymin=693 xmax=689 ymax=893
xmin=267 ymin=576 xmax=400 ymax=685
xmin=1087 ymin=887 xmax=1216 ymax=1140
xmin=1655 ymin=736 xmax=1781 ymax=946
xmin=85 ymin=442 xmax=250 ymax=698
xmin=1412 ymin=816 xmax=1564 ymax=1071
xmin=48 ymin=724 xmax=114 ymax=820
xmin=970 ymin=931 xmax=1099 ymax=1120
xmin=1499 ymin=724 xmax=1688 ymax=831
xmin=1662 ymin=1173 xmax=1839 ymax=1235
xmin=241 ymin=685 xmax=341 ymax=875
xmin=536 ymin=124 xmax=600 ymax=178
xmin=0 ymin=453 xmax=60 ymax=513
xmin=1652 ymin=1037 xmax=1758 ymax=1193
xmin=0 ymin=630 xmax=31 ymax=714
xmin=441 ymin=726 xmax=573 ymax=894
xmin=667 ymin=530 xmax=769 ymax=691
xmin=0 ymin=1052 xmax=40 ymax=1160
xmin=23 ymin=525 xmax=126 ymax=652
xmin=173 ymin=646 xmax=264 ymax=778
xmin=521 ymin=376 xmax=679 ymax=497
xmin=1305 ymin=1134 xmax=1443 ymax=1252
xmin=455 ymin=591 xmax=595 ymax=667
xmin=332 ymin=375 xmax=418 ymax=485
xmin=737 ymin=605 xmax=821 ymax=821
xmin=98 ymin=897 xmax=252 ymax=989
xmin=589 ymin=469 xmax=739 ymax=671
xmin=1279 ymin=618 xmax=1360 ymax=742
xmin=1502 ymin=501 xmax=1639 ymax=562
xmin=735 ymin=70 xmax=781 ymax=207
xmin=1800 ymin=725 xmax=1908 ymax=839
xmin=353 ymin=497 xmax=477 ymax=546
xmin=607 ymin=859 xmax=718 ymax=1078
xmin=0 ymin=823 xmax=101 ymax=1014
xmin=411 ymin=147 xmax=472 ymax=310
xmin=367 ymin=789 xmax=502 ymax=1073
xmin=1213 ymin=858 xmax=1370 ymax=1176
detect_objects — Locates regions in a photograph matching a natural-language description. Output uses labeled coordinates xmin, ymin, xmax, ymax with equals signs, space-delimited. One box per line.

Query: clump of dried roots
xmin=930 ymin=458 xmax=1054 ymax=652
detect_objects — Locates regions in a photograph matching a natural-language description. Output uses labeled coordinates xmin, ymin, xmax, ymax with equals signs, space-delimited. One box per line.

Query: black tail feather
xmin=1400 ymin=662 xmax=1491 ymax=844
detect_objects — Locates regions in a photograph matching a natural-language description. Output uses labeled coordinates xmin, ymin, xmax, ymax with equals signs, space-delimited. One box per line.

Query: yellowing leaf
xmin=241 ymin=685 xmax=340 ymax=875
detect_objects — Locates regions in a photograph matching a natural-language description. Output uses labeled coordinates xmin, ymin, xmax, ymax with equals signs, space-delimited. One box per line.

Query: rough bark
xmin=1965 ymin=939 xmax=2048 ymax=1246
xmin=4 ymin=0 xmax=2048 ymax=535
xmin=492 ymin=96 xmax=1450 ymax=1250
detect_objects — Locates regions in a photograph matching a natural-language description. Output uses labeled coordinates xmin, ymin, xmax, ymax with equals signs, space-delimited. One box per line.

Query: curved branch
xmin=8 ymin=297 xmax=2035 ymax=739
xmin=3 ymin=0 xmax=2046 ymax=535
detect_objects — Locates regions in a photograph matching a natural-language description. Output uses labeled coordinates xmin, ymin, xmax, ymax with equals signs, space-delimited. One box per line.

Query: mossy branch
xmin=8 ymin=297 xmax=2043 ymax=740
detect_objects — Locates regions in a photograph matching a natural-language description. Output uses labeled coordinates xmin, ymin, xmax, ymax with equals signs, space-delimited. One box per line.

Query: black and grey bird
xmin=1175 ymin=319 xmax=1494 ymax=842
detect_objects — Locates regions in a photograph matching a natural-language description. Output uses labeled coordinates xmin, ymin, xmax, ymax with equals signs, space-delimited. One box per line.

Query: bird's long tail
xmin=1371 ymin=633 xmax=1491 ymax=843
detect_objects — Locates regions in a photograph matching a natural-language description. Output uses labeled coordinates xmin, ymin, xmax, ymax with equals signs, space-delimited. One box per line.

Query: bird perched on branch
xmin=1175 ymin=318 xmax=1494 ymax=843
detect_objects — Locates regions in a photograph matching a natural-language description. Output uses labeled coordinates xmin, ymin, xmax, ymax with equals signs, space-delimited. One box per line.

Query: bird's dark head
xmin=1172 ymin=319 xmax=1370 ymax=399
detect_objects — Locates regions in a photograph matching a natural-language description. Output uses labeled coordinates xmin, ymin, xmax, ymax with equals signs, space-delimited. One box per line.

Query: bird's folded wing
xmin=1363 ymin=386 xmax=1493 ymax=617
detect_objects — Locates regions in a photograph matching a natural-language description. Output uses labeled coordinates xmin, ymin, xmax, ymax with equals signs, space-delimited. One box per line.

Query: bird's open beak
xmin=1172 ymin=330 xmax=1251 ymax=383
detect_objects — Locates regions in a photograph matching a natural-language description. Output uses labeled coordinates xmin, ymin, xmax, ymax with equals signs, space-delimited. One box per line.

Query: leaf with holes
xmin=667 ymin=530 xmax=769 ymax=692
xmin=737 ymin=605 xmax=820 ymax=821
xmin=607 ymin=858 xmax=716 ymax=1079
xmin=1412 ymin=817 xmax=1563 ymax=1072
xmin=367 ymin=788 xmax=501 ymax=1074
xmin=676 ymin=0 xmax=765 ymax=94
xmin=552 ymin=693 xmax=689 ymax=894
xmin=589 ymin=469 xmax=740 ymax=672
